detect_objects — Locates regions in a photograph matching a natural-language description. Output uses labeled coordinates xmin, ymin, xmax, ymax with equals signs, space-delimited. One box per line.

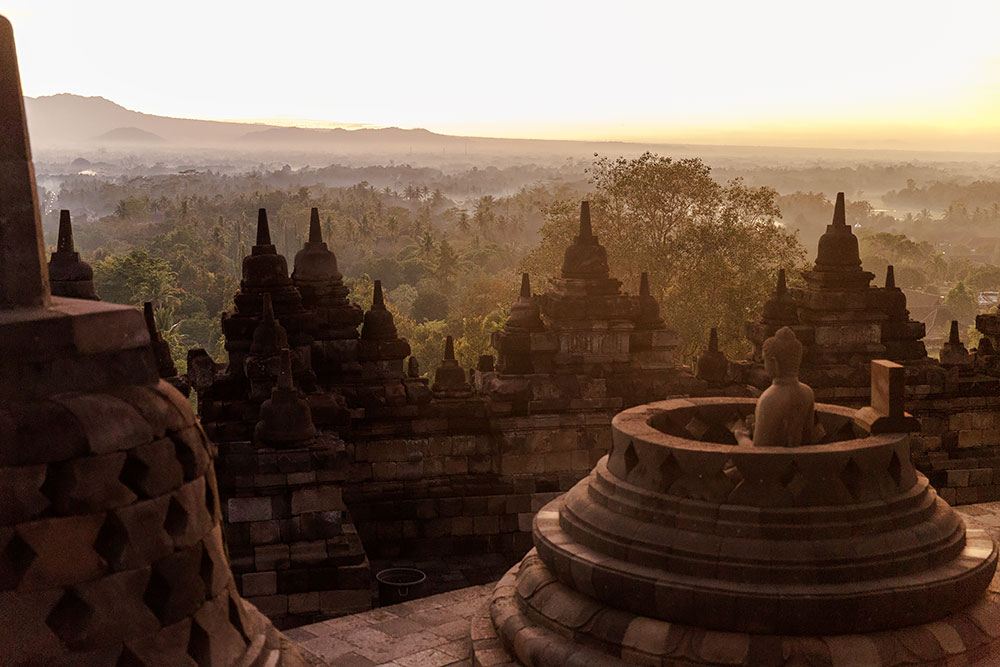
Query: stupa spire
xmin=579 ymin=201 xmax=593 ymax=241
xmin=444 ymin=335 xmax=456 ymax=361
xmin=57 ymin=209 xmax=74 ymax=253
xmin=886 ymin=265 xmax=896 ymax=289
xmin=949 ymin=320 xmax=961 ymax=345
xmin=372 ymin=280 xmax=385 ymax=309
xmin=309 ymin=207 xmax=322 ymax=243
xmin=48 ymin=208 xmax=97 ymax=299
xmin=520 ymin=272 xmax=531 ymax=298
xmin=0 ymin=16 xmax=49 ymax=308
xmin=776 ymin=268 xmax=787 ymax=295
xmin=832 ymin=192 xmax=846 ymax=226
xmin=640 ymin=271 xmax=651 ymax=297
xmin=256 ymin=208 xmax=271 ymax=246
xmin=696 ymin=326 xmax=729 ymax=384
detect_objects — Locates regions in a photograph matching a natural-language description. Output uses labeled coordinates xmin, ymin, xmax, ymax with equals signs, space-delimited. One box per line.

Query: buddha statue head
xmin=762 ymin=326 xmax=803 ymax=381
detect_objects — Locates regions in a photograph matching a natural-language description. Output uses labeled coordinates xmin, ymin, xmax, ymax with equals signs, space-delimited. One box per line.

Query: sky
xmin=3 ymin=0 xmax=1000 ymax=150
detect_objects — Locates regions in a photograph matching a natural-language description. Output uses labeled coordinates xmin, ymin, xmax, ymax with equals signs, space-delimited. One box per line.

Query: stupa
xmin=291 ymin=208 xmax=364 ymax=380
xmin=47 ymin=209 xmax=97 ymax=300
xmin=485 ymin=202 xmax=699 ymax=416
xmin=0 ymin=15 xmax=312 ymax=665
xmin=474 ymin=351 xmax=1000 ymax=665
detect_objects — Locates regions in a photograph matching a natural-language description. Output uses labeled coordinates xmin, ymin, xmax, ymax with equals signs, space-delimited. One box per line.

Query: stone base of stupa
xmin=473 ymin=554 xmax=1000 ymax=666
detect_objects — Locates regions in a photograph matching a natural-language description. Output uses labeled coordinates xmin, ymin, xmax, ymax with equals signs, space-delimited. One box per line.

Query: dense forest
xmin=39 ymin=154 xmax=1000 ymax=375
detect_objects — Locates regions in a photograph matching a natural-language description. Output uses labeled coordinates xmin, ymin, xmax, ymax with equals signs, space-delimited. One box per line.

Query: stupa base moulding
xmin=473 ymin=558 xmax=1000 ymax=666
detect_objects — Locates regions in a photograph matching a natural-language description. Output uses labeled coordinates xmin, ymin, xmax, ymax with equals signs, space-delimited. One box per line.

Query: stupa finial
xmin=444 ymin=335 xmax=456 ymax=361
xmin=949 ymin=320 xmax=961 ymax=345
xmin=372 ymin=280 xmax=385 ymax=309
xmin=579 ymin=201 xmax=593 ymax=241
xmin=640 ymin=271 xmax=651 ymax=297
xmin=708 ymin=327 xmax=719 ymax=352
xmin=886 ymin=265 xmax=896 ymax=289
xmin=57 ymin=210 xmax=75 ymax=253
xmin=776 ymin=268 xmax=787 ymax=295
xmin=832 ymin=192 xmax=846 ymax=226
xmin=309 ymin=207 xmax=322 ymax=243
xmin=520 ymin=272 xmax=531 ymax=298
xmin=0 ymin=16 xmax=49 ymax=309
xmin=256 ymin=208 xmax=271 ymax=246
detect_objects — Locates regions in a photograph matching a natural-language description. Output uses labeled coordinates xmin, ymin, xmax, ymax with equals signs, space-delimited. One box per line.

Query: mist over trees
xmin=36 ymin=147 xmax=1000 ymax=372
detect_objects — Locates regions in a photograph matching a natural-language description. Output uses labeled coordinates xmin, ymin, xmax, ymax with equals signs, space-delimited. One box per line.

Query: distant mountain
xmin=25 ymin=94 xmax=285 ymax=147
xmin=24 ymin=93 xmax=985 ymax=161
xmin=94 ymin=126 xmax=165 ymax=144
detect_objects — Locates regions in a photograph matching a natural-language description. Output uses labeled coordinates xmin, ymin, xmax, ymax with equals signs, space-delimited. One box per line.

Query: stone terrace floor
xmin=285 ymin=500 xmax=1000 ymax=666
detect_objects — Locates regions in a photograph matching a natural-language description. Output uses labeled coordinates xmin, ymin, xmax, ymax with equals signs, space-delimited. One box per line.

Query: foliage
xmin=945 ymin=282 xmax=979 ymax=325
xmin=524 ymin=153 xmax=806 ymax=359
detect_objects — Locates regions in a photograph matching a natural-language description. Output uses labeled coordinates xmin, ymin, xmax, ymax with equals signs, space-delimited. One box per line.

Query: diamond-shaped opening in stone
xmin=228 ymin=593 xmax=249 ymax=642
xmin=171 ymin=433 xmax=199 ymax=482
xmin=93 ymin=512 xmax=129 ymax=571
xmin=840 ymin=458 xmax=863 ymax=499
xmin=116 ymin=646 xmax=144 ymax=667
xmin=142 ymin=568 xmax=172 ymax=623
xmin=0 ymin=532 xmax=36 ymax=590
xmin=45 ymin=589 xmax=93 ymax=648
xmin=658 ymin=451 xmax=683 ymax=490
xmin=204 ymin=474 xmax=217 ymax=520
xmin=780 ymin=460 xmax=807 ymax=498
xmin=164 ymin=496 xmax=189 ymax=539
xmin=199 ymin=543 xmax=216 ymax=593
xmin=623 ymin=441 xmax=639 ymax=476
xmin=186 ymin=618 xmax=211 ymax=665
xmin=38 ymin=464 xmax=67 ymax=514
xmin=119 ymin=452 xmax=151 ymax=498
xmin=888 ymin=450 xmax=903 ymax=488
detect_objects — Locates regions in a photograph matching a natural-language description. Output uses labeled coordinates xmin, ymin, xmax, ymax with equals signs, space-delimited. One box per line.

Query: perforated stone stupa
xmin=474 ymin=358 xmax=1000 ymax=665
xmin=0 ymin=15 xmax=313 ymax=665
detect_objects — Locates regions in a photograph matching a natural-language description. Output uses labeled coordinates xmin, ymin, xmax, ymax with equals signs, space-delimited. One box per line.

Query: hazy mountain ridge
xmin=23 ymin=94 xmax=1000 ymax=163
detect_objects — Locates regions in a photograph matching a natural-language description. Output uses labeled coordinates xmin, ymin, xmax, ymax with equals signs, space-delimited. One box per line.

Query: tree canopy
xmin=523 ymin=153 xmax=806 ymax=358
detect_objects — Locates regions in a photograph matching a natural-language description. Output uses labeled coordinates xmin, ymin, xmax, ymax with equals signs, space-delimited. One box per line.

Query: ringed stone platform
xmin=474 ymin=396 xmax=1000 ymax=666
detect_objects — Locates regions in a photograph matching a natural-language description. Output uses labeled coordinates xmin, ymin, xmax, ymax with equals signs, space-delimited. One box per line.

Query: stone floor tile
xmin=430 ymin=619 xmax=472 ymax=641
xmin=374 ymin=616 xmax=427 ymax=638
xmin=299 ymin=634 xmax=355 ymax=660
xmin=395 ymin=648 xmax=458 ymax=667
xmin=437 ymin=639 xmax=471 ymax=659
xmin=282 ymin=626 xmax=317 ymax=642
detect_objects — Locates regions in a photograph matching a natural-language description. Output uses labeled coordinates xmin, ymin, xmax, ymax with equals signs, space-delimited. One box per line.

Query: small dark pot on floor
xmin=376 ymin=567 xmax=427 ymax=605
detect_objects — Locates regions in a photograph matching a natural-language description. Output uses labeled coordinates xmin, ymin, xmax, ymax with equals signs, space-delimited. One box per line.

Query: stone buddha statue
xmin=752 ymin=326 xmax=815 ymax=447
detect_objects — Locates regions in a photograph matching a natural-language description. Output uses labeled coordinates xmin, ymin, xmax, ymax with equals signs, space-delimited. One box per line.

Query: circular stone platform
xmin=474 ymin=398 xmax=1000 ymax=666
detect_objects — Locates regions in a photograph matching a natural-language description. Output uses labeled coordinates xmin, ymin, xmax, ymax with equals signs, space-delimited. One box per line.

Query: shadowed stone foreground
xmin=0 ymin=14 xmax=316 ymax=665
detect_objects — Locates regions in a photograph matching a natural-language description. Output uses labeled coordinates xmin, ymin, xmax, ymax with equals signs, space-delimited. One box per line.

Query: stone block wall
xmin=343 ymin=413 xmax=612 ymax=559
xmin=217 ymin=438 xmax=372 ymax=629
xmin=805 ymin=374 xmax=1000 ymax=504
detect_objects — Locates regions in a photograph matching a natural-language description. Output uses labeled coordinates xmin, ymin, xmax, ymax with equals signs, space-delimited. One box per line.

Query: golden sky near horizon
xmin=4 ymin=0 xmax=1000 ymax=150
